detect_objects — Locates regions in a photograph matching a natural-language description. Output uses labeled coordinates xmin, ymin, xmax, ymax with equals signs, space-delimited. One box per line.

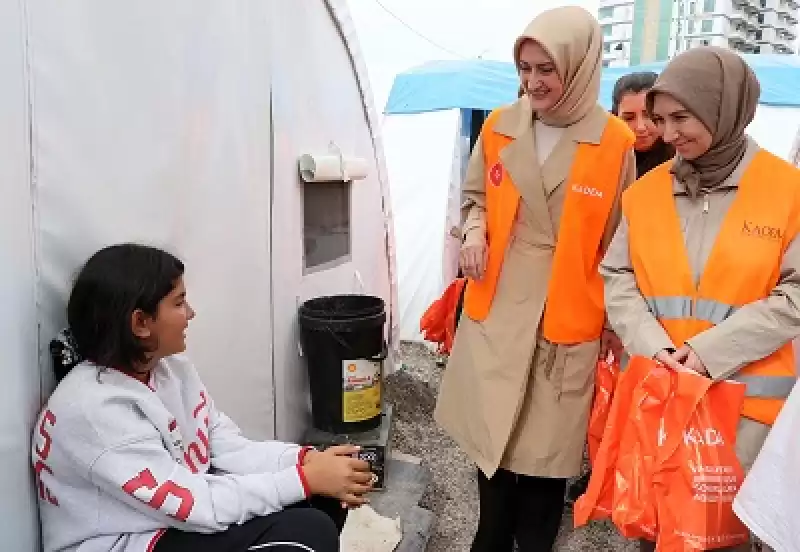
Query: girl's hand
xmin=302 ymin=445 xmax=374 ymax=506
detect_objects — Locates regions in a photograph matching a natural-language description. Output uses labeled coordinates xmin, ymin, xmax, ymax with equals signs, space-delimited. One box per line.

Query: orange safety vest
xmin=623 ymin=150 xmax=800 ymax=425
xmin=463 ymin=110 xmax=634 ymax=344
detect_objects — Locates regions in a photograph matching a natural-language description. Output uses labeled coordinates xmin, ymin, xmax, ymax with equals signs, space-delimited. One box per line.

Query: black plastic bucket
xmin=298 ymin=295 xmax=387 ymax=434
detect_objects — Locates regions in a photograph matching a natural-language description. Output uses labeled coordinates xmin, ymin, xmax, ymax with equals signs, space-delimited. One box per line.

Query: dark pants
xmin=566 ymin=471 xmax=590 ymax=504
xmin=472 ymin=468 xmax=567 ymax=552
xmin=154 ymin=496 xmax=347 ymax=552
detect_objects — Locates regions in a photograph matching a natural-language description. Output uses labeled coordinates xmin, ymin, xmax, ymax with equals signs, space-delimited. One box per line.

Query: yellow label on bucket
xmin=342 ymin=359 xmax=382 ymax=423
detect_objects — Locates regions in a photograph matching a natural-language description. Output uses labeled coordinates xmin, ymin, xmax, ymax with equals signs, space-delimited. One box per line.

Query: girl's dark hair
xmin=66 ymin=244 xmax=184 ymax=373
xmin=611 ymin=71 xmax=659 ymax=115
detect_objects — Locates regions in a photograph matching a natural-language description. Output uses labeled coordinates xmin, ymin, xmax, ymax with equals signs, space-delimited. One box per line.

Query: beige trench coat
xmin=601 ymin=138 xmax=800 ymax=472
xmin=434 ymin=100 xmax=635 ymax=478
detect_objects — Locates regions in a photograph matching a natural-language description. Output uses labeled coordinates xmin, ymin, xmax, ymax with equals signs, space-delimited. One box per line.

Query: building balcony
xmin=731 ymin=39 xmax=757 ymax=52
xmin=603 ymin=16 xmax=634 ymax=25
xmin=743 ymin=0 xmax=762 ymax=12
xmin=603 ymin=36 xmax=632 ymax=47
xmin=743 ymin=13 xmax=761 ymax=26
xmin=728 ymin=9 xmax=748 ymax=24
xmin=743 ymin=16 xmax=762 ymax=29
xmin=776 ymin=3 xmax=792 ymax=15
xmin=728 ymin=35 xmax=748 ymax=47
xmin=732 ymin=0 xmax=756 ymax=13
xmin=726 ymin=25 xmax=749 ymax=41
xmin=758 ymin=26 xmax=778 ymax=41
xmin=770 ymin=29 xmax=796 ymax=45
xmin=603 ymin=42 xmax=628 ymax=61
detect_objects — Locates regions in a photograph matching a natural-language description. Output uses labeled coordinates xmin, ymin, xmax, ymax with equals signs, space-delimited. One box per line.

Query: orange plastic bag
xmin=588 ymin=352 xmax=621 ymax=466
xmin=610 ymin=362 xmax=670 ymax=541
xmin=574 ymin=356 xmax=652 ymax=525
xmin=652 ymin=371 xmax=749 ymax=551
xmin=577 ymin=357 xmax=749 ymax=550
xmin=419 ymin=278 xmax=466 ymax=355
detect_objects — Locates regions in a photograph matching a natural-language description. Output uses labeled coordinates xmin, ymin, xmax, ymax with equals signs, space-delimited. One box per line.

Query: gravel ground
xmin=386 ymin=341 xmax=638 ymax=552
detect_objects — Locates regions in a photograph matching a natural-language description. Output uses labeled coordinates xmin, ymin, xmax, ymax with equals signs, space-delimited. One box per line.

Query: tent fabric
xmin=383 ymin=110 xmax=462 ymax=341
xmin=384 ymin=55 xmax=800 ymax=115
xmin=326 ymin=0 xmax=400 ymax=358
xmin=0 ymin=1 xmax=41 ymax=550
xmin=268 ymin=0 xmax=395 ymax=439
xmin=385 ymin=59 xmax=520 ymax=115
xmin=1 ymin=2 xmax=395 ymax=550
xmin=745 ymin=105 xmax=800 ymax=160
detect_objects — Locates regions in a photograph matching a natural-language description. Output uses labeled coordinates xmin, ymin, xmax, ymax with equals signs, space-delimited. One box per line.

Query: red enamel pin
xmin=489 ymin=162 xmax=503 ymax=186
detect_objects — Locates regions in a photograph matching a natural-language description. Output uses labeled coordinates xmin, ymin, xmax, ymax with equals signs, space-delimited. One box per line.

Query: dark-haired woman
xmin=612 ymin=71 xmax=674 ymax=178
xmin=33 ymin=244 xmax=374 ymax=552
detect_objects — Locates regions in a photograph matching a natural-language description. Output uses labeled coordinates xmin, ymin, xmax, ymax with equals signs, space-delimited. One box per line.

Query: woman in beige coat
xmin=433 ymin=7 xmax=635 ymax=551
xmin=601 ymin=47 xmax=800 ymax=552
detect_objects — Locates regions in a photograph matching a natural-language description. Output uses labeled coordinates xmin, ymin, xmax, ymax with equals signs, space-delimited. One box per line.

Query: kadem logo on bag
xmin=683 ymin=427 xmax=724 ymax=447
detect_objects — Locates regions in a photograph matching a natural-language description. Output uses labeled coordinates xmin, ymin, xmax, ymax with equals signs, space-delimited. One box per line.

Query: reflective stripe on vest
xmin=735 ymin=375 xmax=797 ymax=398
xmin=645 ymin=296 xmax=737 ymax=325
xmin=640 ymin=296 xmax=796 ymax=399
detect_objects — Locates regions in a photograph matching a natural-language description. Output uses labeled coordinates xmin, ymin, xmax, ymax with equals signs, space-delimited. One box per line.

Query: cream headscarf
xmin=646 ymin=47 xmax=760 ymax=194
xmin=513 ymin=6 xmax=603 ymax=127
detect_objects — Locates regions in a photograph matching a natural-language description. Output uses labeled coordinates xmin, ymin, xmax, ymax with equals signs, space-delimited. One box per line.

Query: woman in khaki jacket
xmin=434 ymin=6 xmax=635 ymax=551
xmin=601 ymin=47 xmax=800 ymax=552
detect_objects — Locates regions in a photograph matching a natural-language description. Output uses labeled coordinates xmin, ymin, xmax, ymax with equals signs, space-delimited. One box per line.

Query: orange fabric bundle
xmin=419 ymin=278 xmax=466 ymax=355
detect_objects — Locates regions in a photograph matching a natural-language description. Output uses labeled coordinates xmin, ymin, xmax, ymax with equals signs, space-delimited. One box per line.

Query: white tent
xmin=382 ymin=110 xmax=467 ymax=342
xmin=0 ymin=1 xmax=396 ymax=549
xmin=384 ymin=57 xmax=800 ymax=344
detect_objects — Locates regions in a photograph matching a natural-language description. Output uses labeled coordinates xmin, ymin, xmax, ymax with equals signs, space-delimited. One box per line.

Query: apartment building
xmin=599 ymin=0 xmax=798 ymax=67
xmin=599 ymin=0 xmax=637 ymax=67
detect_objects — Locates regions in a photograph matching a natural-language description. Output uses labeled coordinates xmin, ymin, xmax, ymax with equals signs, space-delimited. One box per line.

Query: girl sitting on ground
xmin=34 ymin=243 xmax=373 ymax=552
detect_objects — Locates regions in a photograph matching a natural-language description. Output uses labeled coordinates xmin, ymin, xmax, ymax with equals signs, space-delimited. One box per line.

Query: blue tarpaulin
xmin=384 ymin=55 xmax=800 ymax=115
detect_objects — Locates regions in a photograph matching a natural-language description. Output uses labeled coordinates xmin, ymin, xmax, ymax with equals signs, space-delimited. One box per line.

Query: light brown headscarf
xmin=513 ymin=6 xmax=603 ymax=127
xmin=646 ymin=47 xmax=760 ymax=194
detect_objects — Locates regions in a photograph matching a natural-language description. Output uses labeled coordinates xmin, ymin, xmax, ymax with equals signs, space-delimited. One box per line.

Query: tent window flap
xmin=303 ymin=181 xmax=352 ymax=271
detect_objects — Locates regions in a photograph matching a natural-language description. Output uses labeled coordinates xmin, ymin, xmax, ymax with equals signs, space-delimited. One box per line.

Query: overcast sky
xmin=348 ymin=0 xmax=599 ymax=110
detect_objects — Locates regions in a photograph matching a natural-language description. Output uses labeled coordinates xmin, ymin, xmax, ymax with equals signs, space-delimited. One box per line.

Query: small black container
xmin=298 ymin=295 xmax=386 ymax=434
